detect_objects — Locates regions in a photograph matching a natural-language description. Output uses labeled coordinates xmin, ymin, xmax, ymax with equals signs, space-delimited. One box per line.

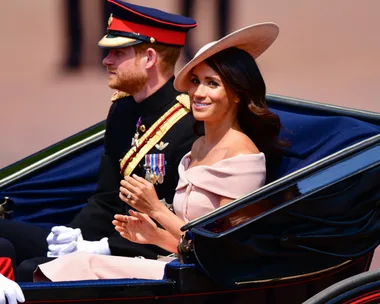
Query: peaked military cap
xmin=98 ymin=0 xmax=197 ymax=48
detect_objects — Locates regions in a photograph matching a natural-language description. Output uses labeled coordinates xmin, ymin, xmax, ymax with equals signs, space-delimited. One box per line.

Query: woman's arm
xmin=150 ymin=203 xmax=189 ymax=240
xmin=154 ymin=228 xmax=181 ymax=253
xmin=113 ymin=210 xmax=181 ymax=253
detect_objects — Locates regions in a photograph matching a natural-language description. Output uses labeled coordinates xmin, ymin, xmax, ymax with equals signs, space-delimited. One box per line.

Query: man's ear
xmin=145 ymin=48 xmax=158 ymax=70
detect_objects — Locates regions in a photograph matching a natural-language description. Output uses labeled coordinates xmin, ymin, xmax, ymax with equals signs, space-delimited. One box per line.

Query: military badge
xmin=155 ymin=141 xmax=169 ymax=151
xmin=144 ymin=154 xmax=166 ymax=184
xmin=108 ymin=13 xmax=113 ymax=28
xmin=131 ymin=117 xmax=143 ymax=148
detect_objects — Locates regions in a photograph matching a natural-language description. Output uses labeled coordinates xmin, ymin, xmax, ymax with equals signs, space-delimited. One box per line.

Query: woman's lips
xmin=193 ymin=102 xmax=211 ymax=110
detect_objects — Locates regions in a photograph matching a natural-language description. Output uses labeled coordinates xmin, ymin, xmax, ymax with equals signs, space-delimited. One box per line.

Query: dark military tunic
xmin=69 ymin=78 xmax=199 ymax=258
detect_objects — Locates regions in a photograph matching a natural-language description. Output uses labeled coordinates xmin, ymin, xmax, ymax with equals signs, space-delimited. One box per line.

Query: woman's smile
xmin=192 ymin=101 xmax=212 ymax=110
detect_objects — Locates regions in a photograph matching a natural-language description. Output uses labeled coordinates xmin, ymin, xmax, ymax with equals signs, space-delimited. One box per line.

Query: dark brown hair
xmin=204 ymin=47 xmax=288 ymax=174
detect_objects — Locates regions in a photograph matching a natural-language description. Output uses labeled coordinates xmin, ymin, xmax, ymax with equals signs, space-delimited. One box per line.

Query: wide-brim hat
xmin=174 ymin=22 xmax=279 ymax=92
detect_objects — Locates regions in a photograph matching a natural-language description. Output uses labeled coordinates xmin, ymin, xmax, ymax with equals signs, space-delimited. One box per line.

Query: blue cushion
xmin=272 ymin=109 xmax=379 ymax=179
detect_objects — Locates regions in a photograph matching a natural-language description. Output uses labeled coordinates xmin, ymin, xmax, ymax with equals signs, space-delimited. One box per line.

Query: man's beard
xmin=109 ymin=67 xmax=148 ymax=95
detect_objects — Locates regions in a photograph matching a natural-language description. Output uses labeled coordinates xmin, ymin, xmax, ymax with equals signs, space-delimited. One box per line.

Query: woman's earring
xmin=234 ymin=97 xmax=240 ymax=103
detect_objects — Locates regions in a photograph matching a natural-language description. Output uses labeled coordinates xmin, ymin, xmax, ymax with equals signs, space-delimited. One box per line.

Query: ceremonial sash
xmin=120 ymin=97 xmax=190 ymax=177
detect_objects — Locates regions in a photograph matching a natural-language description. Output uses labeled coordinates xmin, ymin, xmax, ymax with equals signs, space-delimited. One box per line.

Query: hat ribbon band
xmin=108 ymin=17 xmax=186 ymax=46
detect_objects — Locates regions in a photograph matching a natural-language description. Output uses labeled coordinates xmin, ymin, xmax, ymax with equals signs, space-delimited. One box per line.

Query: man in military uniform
xmin=0 ymin=0 xmax=199 ymax=282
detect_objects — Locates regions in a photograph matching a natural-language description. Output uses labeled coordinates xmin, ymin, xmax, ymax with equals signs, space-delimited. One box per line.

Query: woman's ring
xmin=127 ymin=193 xmax=132 ymax=199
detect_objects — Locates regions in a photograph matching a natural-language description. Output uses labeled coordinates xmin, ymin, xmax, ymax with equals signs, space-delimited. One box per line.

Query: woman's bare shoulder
xmin=225 ymin=133 xmax=260 ymax=158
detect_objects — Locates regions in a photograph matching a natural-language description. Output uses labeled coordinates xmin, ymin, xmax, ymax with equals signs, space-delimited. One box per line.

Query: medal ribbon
xmin=158 ymin=153 xmax=165 ymax=175
xmin=144 ymin=154 xmax=152 ymax=169
xmin=152 ymin=154 xmax=158 ymax=175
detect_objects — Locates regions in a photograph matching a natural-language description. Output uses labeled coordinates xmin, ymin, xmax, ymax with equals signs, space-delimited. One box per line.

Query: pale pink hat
xmin=174 ymin=22 xmax=279 ymax=92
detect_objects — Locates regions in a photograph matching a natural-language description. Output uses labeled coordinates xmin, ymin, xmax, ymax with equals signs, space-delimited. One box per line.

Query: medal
xmin=144 ymin=155 xmax=152 ymax=182
xmin=144 ymin=166 xmax=151 ymax=181
xmin=157 ymin=154 xmax=165 ymax=184
xmin=157 ymin=170 xmax=164 ymax=184
xmin=131 ymin=117 xmax=142 ymax=149
xmin=150 ymin=154 xmax=158 ymax=184
xmin=144 ymin=154 xmax=166 ymax=184
xmin=150 ymin=173 xmax=158 ymax=184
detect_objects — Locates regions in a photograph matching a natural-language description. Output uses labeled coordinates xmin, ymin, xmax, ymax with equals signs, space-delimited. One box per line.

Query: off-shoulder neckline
xmin=184 ymin=151 xmax=265 ymax=170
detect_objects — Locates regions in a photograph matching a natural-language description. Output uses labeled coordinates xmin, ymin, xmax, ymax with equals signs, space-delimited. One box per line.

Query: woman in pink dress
xmin=34 ymin=22 xmax=286 ymax=282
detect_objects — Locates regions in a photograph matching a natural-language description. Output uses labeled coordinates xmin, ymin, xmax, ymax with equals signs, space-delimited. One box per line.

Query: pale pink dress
xmin=36 ymin=152 xmax=266 ymax=282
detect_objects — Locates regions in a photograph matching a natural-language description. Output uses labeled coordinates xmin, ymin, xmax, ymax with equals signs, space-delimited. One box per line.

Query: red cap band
xmin=109 ymin=17 xmax=186 ymax=46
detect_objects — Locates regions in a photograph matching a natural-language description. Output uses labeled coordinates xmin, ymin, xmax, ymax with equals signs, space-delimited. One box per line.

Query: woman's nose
xmin=193 ymin=84 xmax=206 ymax=98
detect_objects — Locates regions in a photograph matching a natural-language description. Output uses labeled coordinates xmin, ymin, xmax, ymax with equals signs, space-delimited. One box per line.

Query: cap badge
xmin=108 ymin=14 xmax=113 ymax=28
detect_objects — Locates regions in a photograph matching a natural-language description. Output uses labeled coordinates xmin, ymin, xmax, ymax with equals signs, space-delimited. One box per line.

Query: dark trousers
xmin=17 ymin=257 xmax=55 ymax=282
xmin=0 ymin=219 xmax=49 ymax=264
xmin=0 ymin=219 xmax=52 ymax=281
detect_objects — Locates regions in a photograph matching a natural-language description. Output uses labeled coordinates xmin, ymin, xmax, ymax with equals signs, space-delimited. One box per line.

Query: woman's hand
xmin=112 ymin=210 xmax=159 ymax=245
xmin=120 ymin=174 xmax=187 ymax=242
xmin=119 ymin=174 xmax=163 ymax=216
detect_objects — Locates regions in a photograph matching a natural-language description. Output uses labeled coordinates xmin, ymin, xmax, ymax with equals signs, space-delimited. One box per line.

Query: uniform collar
xmin=136 ymin=77 xmax=178 ymax=118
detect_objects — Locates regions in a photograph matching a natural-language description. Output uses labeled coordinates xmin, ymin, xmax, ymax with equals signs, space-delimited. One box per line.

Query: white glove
xmin=76 ymin=236 xmax=111 ymax=255
xmin=47 ymin=226 xmax=82 ymax=257
xmin=0 ymin=274 xmax=25 ymax=304
xmin=47 ymin=226 xmax=81 ymax=244
xmin=47 ymin=226 xmax=111 ymax=257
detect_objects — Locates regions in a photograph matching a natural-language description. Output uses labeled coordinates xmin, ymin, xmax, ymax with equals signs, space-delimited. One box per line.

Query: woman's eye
xmin=209 ymin=81 xmax=219 ymax=87
xmin=190 ymin=78 xmax=199 ymax=84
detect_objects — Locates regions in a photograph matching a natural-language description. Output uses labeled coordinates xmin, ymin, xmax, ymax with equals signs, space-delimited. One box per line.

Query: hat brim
xmin=98 ymin=34 xmax=143 ymax=49
xmin=174 ymin=22 xmax=279 ymax=92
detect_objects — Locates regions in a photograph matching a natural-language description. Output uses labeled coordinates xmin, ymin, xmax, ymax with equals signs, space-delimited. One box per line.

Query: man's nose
xmin=102 ymin=52 xmax=113 ymax=66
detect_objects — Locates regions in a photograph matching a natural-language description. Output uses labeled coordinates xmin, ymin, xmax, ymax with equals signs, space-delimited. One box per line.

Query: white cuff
xmin=97 ymin=237 xmax=111 ymax=255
